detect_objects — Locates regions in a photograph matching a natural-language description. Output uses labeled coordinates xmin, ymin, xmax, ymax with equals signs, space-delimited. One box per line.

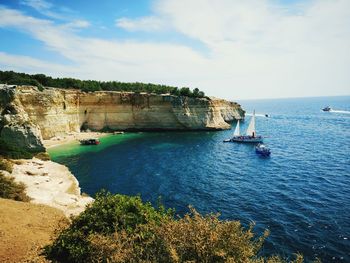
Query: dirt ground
xmin=0 ymin=198 xmax=67 ymax=263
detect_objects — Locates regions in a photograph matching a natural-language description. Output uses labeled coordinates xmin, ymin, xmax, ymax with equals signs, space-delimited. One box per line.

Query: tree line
xmin=0 ymin=70 xmax=205 ymax=97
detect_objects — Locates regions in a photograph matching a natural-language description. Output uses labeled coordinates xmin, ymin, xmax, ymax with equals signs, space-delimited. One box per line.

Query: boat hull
xmin=230 ymin=136 xmax=263 ymax=143
xmin=223 ymin=111 xmax=264 ymax=143
xmin=79 ymin=139 xmax=100 ymax=145
xmin=255 ymin=149 xmax=271 ymax=156
xmin=255 ymin=143 xmax=271 ymax=156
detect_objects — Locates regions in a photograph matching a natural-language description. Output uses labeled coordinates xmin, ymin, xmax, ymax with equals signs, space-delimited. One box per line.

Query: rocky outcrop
xmin=3 ymin=158 xmax=94 ymax=217
xmin=0 ymin=85 xmax=45 ymax=153
xmin=0 ymin=85 xmax=245 ymax=141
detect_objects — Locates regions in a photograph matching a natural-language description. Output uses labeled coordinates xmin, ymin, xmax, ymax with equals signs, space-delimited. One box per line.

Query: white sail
xmin=233 ymin=120 xmax=240 ymax=136
xmin=245 ymin=110 xmax=256 ymax=136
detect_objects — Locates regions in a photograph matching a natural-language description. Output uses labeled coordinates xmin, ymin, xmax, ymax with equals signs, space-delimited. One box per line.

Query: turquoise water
xmin=49 ymin=96 xmax=350 ymax=262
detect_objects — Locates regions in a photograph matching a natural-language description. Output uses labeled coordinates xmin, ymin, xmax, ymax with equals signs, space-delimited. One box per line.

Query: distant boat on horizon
xmin=322 ymin=106 xmax=332 ymax=112
xmin=224 ymin=110 xmax=263 ymax=143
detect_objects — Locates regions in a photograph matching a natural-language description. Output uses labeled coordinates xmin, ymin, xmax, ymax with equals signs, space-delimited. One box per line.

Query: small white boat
xmin=224 ymin=110 xmax=263 ymax=143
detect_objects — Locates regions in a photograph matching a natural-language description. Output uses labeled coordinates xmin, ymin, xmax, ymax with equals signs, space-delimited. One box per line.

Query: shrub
xmin=43 ymin=191 xmax=174 ymax=262
xmin=0 ymin=156 xmax=14 ymax=173
xmin=0 ymin=139 xmax=34 ymax=159
xmin=0 ymin=172 xmax=31 ymax=202
xmin=87 ymin=207 xmax=270 ymax=263
xmin=140 ymin=207 xmax=268 ymax=262
xmin=43 ymin=191 xmax=305 ymax=263
xmin=34 ymin=152 xmax=51 ymax=161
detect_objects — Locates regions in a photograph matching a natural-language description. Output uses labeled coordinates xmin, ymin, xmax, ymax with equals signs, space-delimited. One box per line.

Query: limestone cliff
xmin=0 ymin=85 xmax=244 ymax=143
xmin=0 ymin=85 xmax=45 ymax=153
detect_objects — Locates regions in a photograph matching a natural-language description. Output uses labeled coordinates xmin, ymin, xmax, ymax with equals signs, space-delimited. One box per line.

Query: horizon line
xmin=235 ymin=94 xmax=350 ymax=101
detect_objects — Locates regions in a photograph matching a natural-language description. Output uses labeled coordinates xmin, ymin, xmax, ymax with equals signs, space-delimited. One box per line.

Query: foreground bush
xmin=0 ymin=172 xmax=30 ymax=201
xmin=44 ymin=191 xmax=174 ymax=262
xmin=44 ymin=191 xmax=308 ymax=263
xmin=88 ymin=208 xmax=271 ymax=263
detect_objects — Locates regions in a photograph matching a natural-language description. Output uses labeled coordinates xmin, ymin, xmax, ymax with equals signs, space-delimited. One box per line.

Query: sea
xmin=49 ymin=96 xmax=350 ymax=262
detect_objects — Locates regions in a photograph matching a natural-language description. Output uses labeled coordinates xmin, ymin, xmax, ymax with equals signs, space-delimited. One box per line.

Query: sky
xmin=0 ymin=0 xmax=349 ymax=100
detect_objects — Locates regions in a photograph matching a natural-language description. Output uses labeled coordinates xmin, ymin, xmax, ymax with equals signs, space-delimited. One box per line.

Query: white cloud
xmin=118 ymin=0 xmax=350 ymax=99
xmin=20 ymin=0 xmax=90 ymax=27
xmin=0 ymin=52 xmax=75 ymax=76
xmin=1 ymin=0 xmax=350 ymax=99
xmin=116 ymin=16 xmax=167 ymax=32
xmin=0 ymin=7 xmax=207 ymax=85
xmin=20 ymin=0 xmax=65 ymax=20
xmin=21 ymin=0 xmax=52 ymax=11
xmin=65 ymin=20 xmax=90 ymax=29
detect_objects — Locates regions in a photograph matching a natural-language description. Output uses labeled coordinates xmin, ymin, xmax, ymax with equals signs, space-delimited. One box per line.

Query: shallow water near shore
xmin=49 ymin=96 xmax=350 ymax=262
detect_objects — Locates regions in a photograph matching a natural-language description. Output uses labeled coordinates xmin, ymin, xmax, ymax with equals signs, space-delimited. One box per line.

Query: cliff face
xmin=0 ymin=86 xmax=244 ymax=149
xmin=0 ymin=85 xmax=45 ymax=153
xmin=9 ymin=86 xmax=244 ymax=140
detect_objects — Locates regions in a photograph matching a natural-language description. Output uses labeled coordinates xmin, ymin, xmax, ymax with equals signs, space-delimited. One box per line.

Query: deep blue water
xmin=50 ymin=96 xmax=350 ymax=262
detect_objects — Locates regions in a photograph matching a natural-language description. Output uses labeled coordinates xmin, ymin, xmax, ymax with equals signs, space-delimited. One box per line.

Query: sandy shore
xmin=6 ymin=158 xmax=94 ymax=217
xmin=43 ymin=131 xmax=111 ymax=149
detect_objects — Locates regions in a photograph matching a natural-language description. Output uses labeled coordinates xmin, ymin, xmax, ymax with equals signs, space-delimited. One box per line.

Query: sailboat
xmin=224 ymin=110 xmax=263 ymax=143
xmin=223 ymin=119 xmax=240 ymax=142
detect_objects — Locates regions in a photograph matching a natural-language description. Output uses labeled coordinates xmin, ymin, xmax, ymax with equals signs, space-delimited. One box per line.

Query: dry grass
xmin=87 ymin=208 xmax=272 ymax=263
xmin=0 ymin=172 xmax=31 ymax=202
xmin=0 ymin=198 xmax=67 ymax=263
xmin=87 ymin=208 xmax=309 ymax=263
xmin=34 ymin=152 xmax=51 ymax=161
xmin=0 ymin=156 xmax=14 ymax=173
xmin=11 ymin=159 xmax=26 ymax=165
xmin=81 ymin=192 xmax=91 ymax=197
xmin=66 ymin=181 xmax=78 ymax=195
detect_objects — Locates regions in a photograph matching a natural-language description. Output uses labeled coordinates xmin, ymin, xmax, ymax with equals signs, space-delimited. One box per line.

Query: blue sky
xmin=0 ymin=0 xmax=349 ymax=99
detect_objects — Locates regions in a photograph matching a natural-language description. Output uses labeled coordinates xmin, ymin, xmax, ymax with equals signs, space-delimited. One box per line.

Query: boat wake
xmin=246 ymin=113 xmax=268 ymax=118
xmin=329 ymin=109 xmax=350 ymax=114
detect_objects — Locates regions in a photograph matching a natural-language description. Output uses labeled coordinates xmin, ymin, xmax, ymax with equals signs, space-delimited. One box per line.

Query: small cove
xmin=49 ymin=96 xmax=350 ymax=262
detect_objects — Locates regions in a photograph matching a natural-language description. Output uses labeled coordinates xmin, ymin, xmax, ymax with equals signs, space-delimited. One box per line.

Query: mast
xmin=233 ymin=120 xmax=240 ymax=136
xmin=245 ymin=110 xmax=256 ymax=136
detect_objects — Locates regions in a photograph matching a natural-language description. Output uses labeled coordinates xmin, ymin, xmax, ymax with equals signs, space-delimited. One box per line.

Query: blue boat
xmin=255 ymin=143 xmax=271 ymax=157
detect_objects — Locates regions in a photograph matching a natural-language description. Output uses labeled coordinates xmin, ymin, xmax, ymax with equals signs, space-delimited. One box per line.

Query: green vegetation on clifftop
xmin=0 ymin=70 xmax=205 ymax=97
